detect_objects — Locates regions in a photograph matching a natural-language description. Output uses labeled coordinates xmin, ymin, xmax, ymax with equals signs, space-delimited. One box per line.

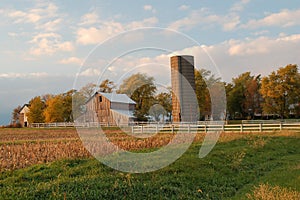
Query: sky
xmin=0 ymin=0 xmax=300 ymax=125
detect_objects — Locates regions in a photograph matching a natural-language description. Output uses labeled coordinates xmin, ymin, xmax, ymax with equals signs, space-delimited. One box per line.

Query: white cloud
xmin=57 ymin=42 xmax=74 ymax=52
xmin=8 ymin=10 xmax=41 ymax=23
xmin=143 ymin=5 xmax=156 ymax=13
xmin=228 ymin=34 xmax=300 ymax=56
xmin=0 ymin=72 xmax=49 ymax=79
xmin=242 ymin=9 xmax=300 ymax=29
xmin=79 ymin=12 xmax=99 ymax=25
xmin=178 ymin=5 xmax=190 ymax=11
xmin=78 ymin=68 xmax=101 ymax=77
xmin=171 ymin=34 xmax=300 ymax=81
xmin=223 ymin=14 xmax=240 ymax=31
xmin=37 ymin=18 xmax=62 ymax=31
xmin=106 ymin=33 xmax=300 ymax=83
xmin=59 ymin=57 xmax=83 ymax=65
xmin=1 ymin=2 xmax=65 ymax=56
xmin=126 ymin=17 xmax=158 ymax=29
xmin=3 ymin=3 xmax=59 ymax=25
xmin=76 ymin=24 xmax=123 ymax=45
xmin=144 ymin=5 xmax=152 ymax=11
xmin=230 ymin=0 xmax=250 ymax=12
xmin=76 ymin=17 xmax=158 ymax=45
xmin=252 ymin=30 xmax=270 ymax=36
xmin=168 ymin=9 xmax=240 ymax=31
xmin=8 ymin=32 xmax=18 ymax=37
xmin=29 ymin=33 xmax=74 ymax=56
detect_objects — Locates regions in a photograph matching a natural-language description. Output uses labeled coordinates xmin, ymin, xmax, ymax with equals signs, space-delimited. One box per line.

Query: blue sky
xmin=0 ymin=0 xmax=300 ymax=125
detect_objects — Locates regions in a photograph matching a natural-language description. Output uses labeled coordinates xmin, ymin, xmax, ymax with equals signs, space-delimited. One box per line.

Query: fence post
xmin=172 ymin=125 xmax=174 ymax=134
xmin=156 ymin=124 xmax=158 ymax=133
xmin=240 ymin=124 xmax=243 ymax=132
xmin=132 ymin=126 xmax=134 ymax=134
xmin=204 ymin=124 xmax=207 ymax=133
xmin=141 ymin=125 xmax=144 ymax=134
xmin=188 ymin=124 xmax=190 ymax=133
xmin=259 ymin=123 xmax=262 ymax=132
xmin=279 ymin=122 xmax=282 ymax=131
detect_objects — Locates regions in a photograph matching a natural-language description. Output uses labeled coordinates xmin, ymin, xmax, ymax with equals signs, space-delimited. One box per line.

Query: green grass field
xmin=0 ymin=129 xmax=299 ymax=199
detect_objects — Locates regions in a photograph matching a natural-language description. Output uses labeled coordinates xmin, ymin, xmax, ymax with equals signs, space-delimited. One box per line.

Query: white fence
xmin=30 ymin=122 xmax=129 ymax=128
xmin=30 ymin=122 xmax=300 ymax=133
xmin=131 ymin=123 xmax=300 ymax=134
xmin=31 ymin=122 xmax=76 ymax=128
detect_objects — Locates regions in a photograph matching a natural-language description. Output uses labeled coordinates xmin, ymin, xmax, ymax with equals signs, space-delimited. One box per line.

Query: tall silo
xmin=171 ymin=55 xmax=198 ymax=122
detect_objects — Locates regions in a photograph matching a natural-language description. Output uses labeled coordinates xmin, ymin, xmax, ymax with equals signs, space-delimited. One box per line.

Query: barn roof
xmin=100 ymin=92 xmax=136 ymax=104
xmin=18 ymin=104 xmax=30 ymax=113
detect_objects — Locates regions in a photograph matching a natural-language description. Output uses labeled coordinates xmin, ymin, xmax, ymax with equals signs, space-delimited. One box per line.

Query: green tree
xmin=226 ymin=72 xmax=262 ymax=119
xmin=260 ymin=64 xmax=300 ymax=118
xmin=244 ymin=75 xmax=262 ymax=118
xmin=61 ymin=90 xmax=75 ymax=122
xmin=195 ymin=69 xmax=210 ymax=120
xmin=149 ymin=104 xmax=166 ymax=122
xmin=118 ymin=73 xmax=157 ymax=121
xmin=27 ymin=96 xmax=45 ymax=123
xmin=72 ymin=90 xmax=86 ymax=120
xmin=155 ymin=92 xmax=172 ymax=121
xmin=195 ymin=69 xmax=225 ymax=120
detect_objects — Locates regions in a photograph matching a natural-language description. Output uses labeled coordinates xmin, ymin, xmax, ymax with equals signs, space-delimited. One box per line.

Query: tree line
xmin=11 ymin=64 xmax=300 ymax=124
xmin=226 ymin=64 xmax=300 ymax=119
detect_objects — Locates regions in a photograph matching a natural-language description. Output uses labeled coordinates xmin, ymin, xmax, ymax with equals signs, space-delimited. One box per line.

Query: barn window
xmin=99 ymin=96 xmax=102 ymax=102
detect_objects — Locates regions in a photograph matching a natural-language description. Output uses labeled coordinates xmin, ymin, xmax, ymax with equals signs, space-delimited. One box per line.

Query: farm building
xmin=19 ymin=104 xmax=30 ymax=127
xmin=85 ymin=92 xmax=136 ymax=126
xmin=171 ymin=55 xmax=198 ymax=122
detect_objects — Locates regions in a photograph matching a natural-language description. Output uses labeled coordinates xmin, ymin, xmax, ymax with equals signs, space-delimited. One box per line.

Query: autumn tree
xmin=44 ymin=90 xmax=75 ymax=123
xmin=11 ymin=105 xmax=21 ymax=125
xmin=118 ymin=73 xmax=157 ymax=121
xmin=27 ymin=96 xmax=45 ymax=123
xmin=41 ymin=94 xmax=53 ymax=103
xmin=44 ymin=95 xmax=65 ymax=123
xmin=260 ymin=64 xmax=300 ymax=118
xmin=99 ymin=79 xmax=115 ymax=93
xmin=79 ymin=82 xmax=97 ymax=99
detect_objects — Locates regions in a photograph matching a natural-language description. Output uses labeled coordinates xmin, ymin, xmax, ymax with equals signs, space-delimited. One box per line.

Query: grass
xmin=0 ymin=129 xmax=299 ymax=199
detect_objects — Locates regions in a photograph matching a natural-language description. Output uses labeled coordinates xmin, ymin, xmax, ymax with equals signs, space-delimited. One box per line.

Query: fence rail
xmin=131 ymin=123 xmax=300 ymax=134
xmin=30 ymin=122 xmax=131 ymax=128
xmin=30 ymin=122 xmax=300 ymax=133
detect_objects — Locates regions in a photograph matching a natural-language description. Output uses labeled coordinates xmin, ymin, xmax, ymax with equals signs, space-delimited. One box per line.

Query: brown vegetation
xmin=1 ymin=128 xmax=299 ymax=172
xmin=247 ymin=183 xmax=300 ymax=200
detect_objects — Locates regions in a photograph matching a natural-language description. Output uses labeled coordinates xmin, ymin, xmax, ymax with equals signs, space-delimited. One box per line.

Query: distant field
xmin=0 ymin=128 xmax=299 ymax=199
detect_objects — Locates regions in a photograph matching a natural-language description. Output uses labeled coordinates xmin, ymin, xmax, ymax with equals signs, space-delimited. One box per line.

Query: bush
xmin=6 ymin=123 xmax=22 ymax=128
